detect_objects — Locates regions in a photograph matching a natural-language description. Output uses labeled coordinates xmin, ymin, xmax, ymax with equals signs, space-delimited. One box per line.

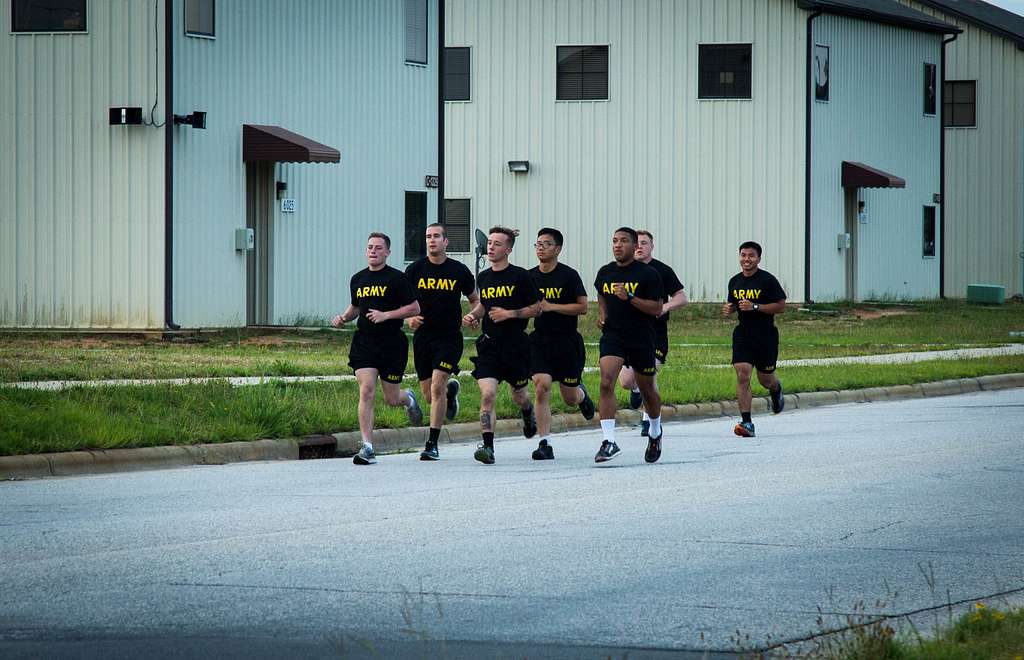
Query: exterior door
xmin=246 ymin=163 xmax=274 ymax=325
xmin=843 ymin=188 xmax=858 ymax=301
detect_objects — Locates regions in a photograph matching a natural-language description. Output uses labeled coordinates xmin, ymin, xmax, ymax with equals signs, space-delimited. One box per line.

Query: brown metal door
xmin=246 ymin=163 xmax=274 ymax=325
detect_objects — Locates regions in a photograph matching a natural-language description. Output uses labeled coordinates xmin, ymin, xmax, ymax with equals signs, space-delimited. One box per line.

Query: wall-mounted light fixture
xmin=508 ymin=160 xmax=530 ymax=173
xmin=276 ymin=181 xmax=288 ymax=199
xmin=173 ymin=111 xmax=207 ymax=129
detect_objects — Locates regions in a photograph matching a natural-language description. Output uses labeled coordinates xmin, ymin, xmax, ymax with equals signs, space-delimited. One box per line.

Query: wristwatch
xmin=752 ymin=303 xmax=760 ymax=311
xmin=626 ymin=291 xmax=634 ymax=300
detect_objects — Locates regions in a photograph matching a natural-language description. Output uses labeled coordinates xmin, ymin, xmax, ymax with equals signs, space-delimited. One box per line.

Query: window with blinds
xmin=444 ymin=47 xmax=471 ymax=101
xmin=405 ymin=0 xmax=428 ymax=65
xmin=405 ymin=192 xmax=428 ymax=261
xmin=698 ymin=44 xmax=752 ymax=99
xmin=185 ymin=0 xmax=214 ymax=37
xmin=923 ymin=63 xmax=936 ymax=116
xmin=557 ymin=45 xmax=608 ymax=101
xmin=444 ymin=199 xmax=471 ymax=253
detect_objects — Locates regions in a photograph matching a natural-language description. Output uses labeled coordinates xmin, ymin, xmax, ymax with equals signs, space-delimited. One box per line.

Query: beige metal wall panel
xmin=0 ymin=2 xmax=166 ymax=328
xmin=902 ymin=1 xmax=1024 ymax=298
xmin=173 ymin=0 xmax=439 ymax=327
xmin=810 ymin=15 xmax=943 ymax=300
xmin=445 ymin=0 xmax=807 ymax=301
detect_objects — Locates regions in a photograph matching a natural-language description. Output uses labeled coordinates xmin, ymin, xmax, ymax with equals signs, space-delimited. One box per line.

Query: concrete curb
xmin=3 ymin=373 xmax=1023 ymax=479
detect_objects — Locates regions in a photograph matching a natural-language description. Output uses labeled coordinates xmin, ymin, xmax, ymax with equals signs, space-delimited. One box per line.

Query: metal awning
xmin=242 ymin=124 xmax=340 ymax=163
xmin=841 ymin=161 xmax=905 ymax=189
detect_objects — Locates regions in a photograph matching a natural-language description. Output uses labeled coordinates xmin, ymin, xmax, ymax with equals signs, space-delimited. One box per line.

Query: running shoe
xmin=405 ymin=389 xmax=424 ymax=426
xmin=445 ymin=379 xmax=461 ymax=421
xmin=419 ymin=440 xmax=439 ymax=461
xmin=640 ymin=419 xmax=650 ymax=437
xmin=353 ymin=444 xmax=377 ymax=465
xmin=522 ymin=405 xmax=538 ymax=439
xmin=644 ymin=431 xmax=662 ymax=463
xmin=594 ymin=440 xmax=621 ymax=463
xmin=734 ymin=421 xmax=756 ymax=438
xmin=531 ymin=439 xmax=554 ymax=461
xmin=629 ymin=388 xmax=643 ymax=410
xmin=474 ymin=444 xmax=495 ymax=465
xmin=770 ymin=381 xmax=784 ymax=415
xmin=578 ymin=383 xmax=596 ymax=421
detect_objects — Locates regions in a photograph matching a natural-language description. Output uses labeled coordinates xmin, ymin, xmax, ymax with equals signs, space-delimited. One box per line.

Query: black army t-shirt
xmin=529 ymin=262 xmax=587 ymax=336
xmin=593 ymin=260 xmax=664 ymax=337
xmin=477 ymin=264 xmax=541 ymax=340
xmin=727 ymin=269 xmax=786 ymax=336
xmin=349 ymin=265 xmax=417 ymax=336
xmin=405 ymin=257 xmax=475 ymax=337
xmin=645 ymin=258 xmax=684 ymax=339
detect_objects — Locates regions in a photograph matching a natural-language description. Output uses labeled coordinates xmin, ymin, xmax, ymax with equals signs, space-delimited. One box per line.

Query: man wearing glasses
xmin=527 ymin=228 xmax=596 ymax=460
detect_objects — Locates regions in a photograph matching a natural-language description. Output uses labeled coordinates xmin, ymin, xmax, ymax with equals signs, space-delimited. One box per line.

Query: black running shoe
xmin=770 ymin=381 xmax=784 ymax=414
xmin=473 ymin=444 xmax=495 ymax=465
xmin=644 ymin=432 xmax=662 ymax=463
xmin=522 ymin=405 xmax=538 ymax=439
xmin=629 ymin=388 xmax=643 ymax=410
xmin=445 ymin=379 xmax=461 ymax=421
xmin=578 ymin=383 xmax=596 ymax=421
xmin=531 ymin=439 xmax=554 ymax=461
xmin=640 ymin=419 xmax=650 ymax=437
xmin=353 ymin=445 xmax=377 ymax=465
xmin=419 ymin=441 xmax=439 ymax=461
xmin=594 ymin=440 xmax=621 ymax=463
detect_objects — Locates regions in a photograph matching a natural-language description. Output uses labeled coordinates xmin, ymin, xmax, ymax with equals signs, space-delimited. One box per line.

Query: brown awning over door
xmin=841 ymin=161 xmax=905 ymax=189
xmin=242 ymin=124 xmax=340 ymax=163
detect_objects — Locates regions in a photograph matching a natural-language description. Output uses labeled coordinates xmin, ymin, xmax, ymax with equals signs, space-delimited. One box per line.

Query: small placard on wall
xmin=425 ymin=175 xmax=439 ymax=188
xmin=281 ymin=198 xmax=296 ymax=213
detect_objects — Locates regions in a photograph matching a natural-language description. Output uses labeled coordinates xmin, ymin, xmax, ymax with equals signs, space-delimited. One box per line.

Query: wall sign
xmin=281 ymin=198 xmax=296 ymax=213
xmin=425 ymin=175 xmax=439 ymax=188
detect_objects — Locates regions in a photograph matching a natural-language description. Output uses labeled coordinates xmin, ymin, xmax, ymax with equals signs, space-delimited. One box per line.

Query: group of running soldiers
xmin=331 ymin=225 xmax=787 ymax=466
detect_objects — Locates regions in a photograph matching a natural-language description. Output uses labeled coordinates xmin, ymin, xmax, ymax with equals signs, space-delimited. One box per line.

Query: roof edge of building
xmin=799 ymin=0 xmax=961 ymax=35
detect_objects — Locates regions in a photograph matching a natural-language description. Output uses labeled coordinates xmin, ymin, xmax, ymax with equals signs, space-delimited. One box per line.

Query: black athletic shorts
xmin=599 ymin=332 xmax=657 ymax=375
xmin=470 ymin=333 xmax=530 ymax=389
xmin=529 ymin=331 xmax=585 ymax=385
xmin=412 ymin=331 xmax=464 ymax=381
xmin=654 ymin=331 xmax=669 ymax=365
xmin=348 ymin=330 xmax=408 ymax=384
xmin=731 ymin=326 xmax=779 ymax=373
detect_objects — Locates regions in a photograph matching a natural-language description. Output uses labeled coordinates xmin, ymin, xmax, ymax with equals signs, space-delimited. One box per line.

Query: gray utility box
xmin=966 ymin=284 xmax=1005 ymax=304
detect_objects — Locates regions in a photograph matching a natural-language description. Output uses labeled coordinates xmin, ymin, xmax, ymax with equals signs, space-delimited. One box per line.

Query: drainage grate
xmin=298 ymin=435 xmax=337 ymax=460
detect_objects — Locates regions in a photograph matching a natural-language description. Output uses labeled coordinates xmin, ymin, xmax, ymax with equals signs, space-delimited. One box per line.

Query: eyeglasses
xmin=534 ymin=241 xmax=556 ymax=249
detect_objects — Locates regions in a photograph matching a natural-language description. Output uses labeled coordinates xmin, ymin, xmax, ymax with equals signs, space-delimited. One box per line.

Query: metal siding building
xmin=902 ymin=0 xmax=1024 ymax=299
xmin=444 ymin=0 xmax=807 ymax=302
xmin=810 ymin=14 xmax=944 ymax=300
xmin=0 ymin=3 xmax=166 ymax=328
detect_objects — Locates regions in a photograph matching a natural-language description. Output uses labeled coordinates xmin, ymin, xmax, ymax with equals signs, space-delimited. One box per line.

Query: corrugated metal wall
xmin=0 ymin=1 xmax=166 ymax=328
xmin=444 ymin=0 xmax=807 ymax=302
xmin=902 ymin=1 xmax=1024 ymax=298
xmin=173 ymin=0 xmax=439 ymax=327
xmin=810 ymin=15 xmax=943 ymax=300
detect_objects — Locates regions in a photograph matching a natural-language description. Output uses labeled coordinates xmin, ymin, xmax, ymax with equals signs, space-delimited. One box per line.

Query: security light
xmin=507 ymin=160 xmax=530 ymax=173
xmin=173 ymin=111 xmax=207 ymax=129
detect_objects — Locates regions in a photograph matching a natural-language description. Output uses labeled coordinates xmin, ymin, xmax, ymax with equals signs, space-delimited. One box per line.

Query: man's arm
xmin=663 ymin=288 xmax=688 ymax=314
xmin=463 ymin=301 xmax=484 ymax=327
xmin=539 ymin=296 xmax=588 ymax=316
xmin=736 ymin=298 xmax=786 ymax=314
xmin=367 ymin=300 xmax=421 ymax=323
xmin=597 ymin=295 xmax=606 ymax=328
xmin=612 ymin=283 xmax=662 ymax=317
xmin=488 ymin=301 xmax=541 ymax=322
xmin=331 ymin=304 xmax=359 ymax=327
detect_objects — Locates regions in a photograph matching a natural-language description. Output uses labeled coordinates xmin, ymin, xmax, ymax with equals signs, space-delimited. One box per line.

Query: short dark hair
xmin=739 ymin=241 xmax=762 ymax=257
xmin=488 ymin=226 xmax=518 ymax=247
xmin=368 ymin=232 xmax=391 ymax=249
xmin=614 ymin=227 xmax=638 ymax=243
xmin=426 ymin=222 xmax=447 ymax=238
xmin=636 ymin=230 xmax=654 ymax=242
xmin=537 ymin=227 xmax=563 ymax=247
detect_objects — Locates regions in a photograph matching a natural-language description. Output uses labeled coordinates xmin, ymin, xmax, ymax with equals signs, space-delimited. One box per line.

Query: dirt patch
xmin=851 ymin=307 xmax=912 ymax=320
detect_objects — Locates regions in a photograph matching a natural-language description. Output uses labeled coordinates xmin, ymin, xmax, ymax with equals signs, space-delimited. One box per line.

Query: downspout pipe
xmin=804 ymin=9 xmax=822 ymax=304
xmin=437 ymin=0 xmax=445 ymax=223
xmin=164 ymin=0 xmax=179 ymax=330
xmin=940 ymin=32 xmax=958 ymax=299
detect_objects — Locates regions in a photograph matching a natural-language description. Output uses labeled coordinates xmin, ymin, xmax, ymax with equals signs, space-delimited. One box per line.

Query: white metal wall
xmin=810 ymin=14 xmax=943 ymax=300
xmin=173 ymin=0 xmax=439 ymax=327
xmin=444 ymin=0 xmax=807 ymax=302
xmin=0 ymin=1 xmax=166 ymax=328
xmin=902 ymin=1 xmax=1024 ymax=298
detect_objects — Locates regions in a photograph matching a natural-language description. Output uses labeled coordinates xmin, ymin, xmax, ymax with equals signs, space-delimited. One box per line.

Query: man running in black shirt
xmin=721 ymin=241 xmax=787 ymax=438
xmin=618 ymin=230 xmax=688 ymax=437
xmin=462 ymin=227 xmax=541 ymax=464
xmin=332 ymin=233 xmax=423 ymax=465
xmin=527 ymin=228 xmax=595 ymax=460
xmin=593 ymin=227 xmax=665 ymax=463
xmin=405 ymin=223 xmax=479 ymax=460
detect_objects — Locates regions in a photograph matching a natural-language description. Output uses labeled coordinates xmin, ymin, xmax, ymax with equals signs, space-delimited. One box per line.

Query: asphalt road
xmin=2 ymin=389 xmax=1023 ymax=659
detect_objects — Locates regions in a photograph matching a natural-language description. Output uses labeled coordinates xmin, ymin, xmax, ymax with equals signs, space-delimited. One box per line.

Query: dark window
xmin=699 ymin=44 xmax=752 ymax=99
xmin=185 ymin=0 xmax=214 ymax=37
xmin=814 ymin=44 xmax=830 ymax=102
xmin=557 ymin=45 xmax=608 ymax=101
xmin=444 ymin=47 xmax=471 ymax=101
xmin=444 ymin=199 xmax=471 ymax=253
xmin=405 ymin=0 xmax=427 ymax=64
xmin=922 ymin=206 xmax=936 ymax=257
xmin=12 ymin=0 xmax=86 ymax=32
xmin=923 ymin=63 xmax=936 ymax=115
xmin=943 ymin=80 xmax=976 ymax=127
xmin=405 ymin=192 xmax=428 ymax=261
